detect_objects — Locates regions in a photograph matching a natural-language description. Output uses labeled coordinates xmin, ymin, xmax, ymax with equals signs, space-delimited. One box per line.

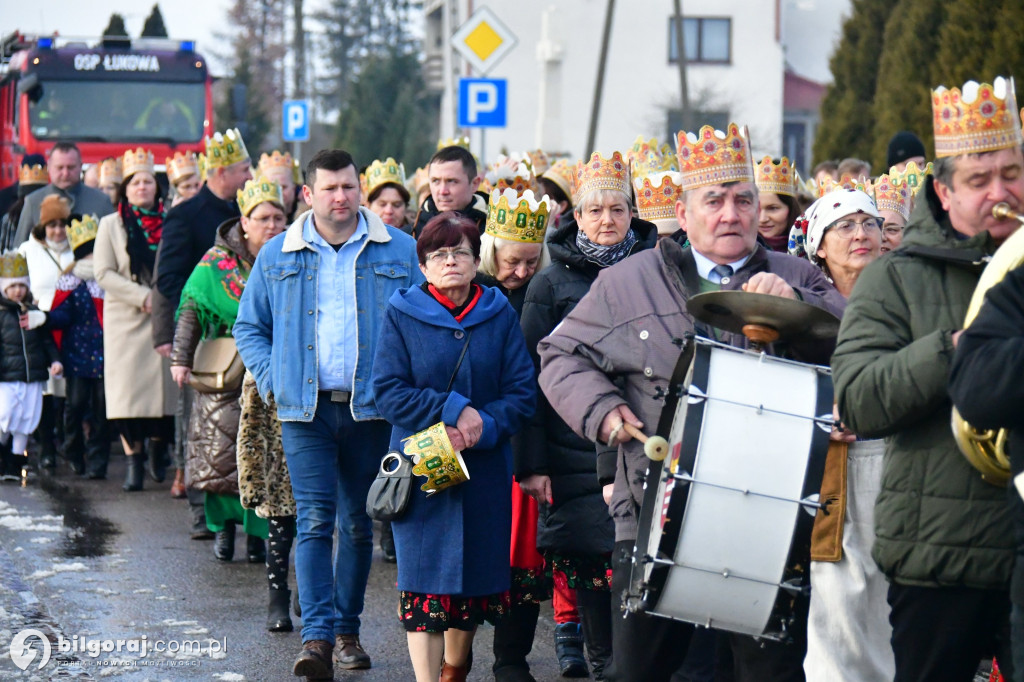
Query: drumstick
xmin=621 ymin=424 xmax=670 ymax=462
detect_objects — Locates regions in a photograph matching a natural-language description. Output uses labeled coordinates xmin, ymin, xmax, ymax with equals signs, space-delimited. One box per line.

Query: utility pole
xmin=585 ymin=0 xmax=615 ymax=157
xmin=673 ymin=0 xmax=690 ymax=129
xmin=292 ymin=0 xmax=305 ymax=162
xmin=440 ymin=0 xmax=456 ymax=140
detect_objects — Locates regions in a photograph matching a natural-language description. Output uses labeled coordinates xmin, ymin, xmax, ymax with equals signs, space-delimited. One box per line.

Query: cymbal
xmin=686 ymin=290 xmax=840 ymax=341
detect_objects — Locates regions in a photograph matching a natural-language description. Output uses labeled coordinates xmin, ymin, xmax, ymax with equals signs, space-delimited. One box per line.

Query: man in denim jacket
xmin=235 ymin=149 xmax=422 ymax=680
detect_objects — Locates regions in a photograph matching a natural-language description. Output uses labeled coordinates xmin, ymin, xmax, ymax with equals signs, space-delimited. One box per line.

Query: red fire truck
xmin=0 ymin=31 xmax=215 ymax=190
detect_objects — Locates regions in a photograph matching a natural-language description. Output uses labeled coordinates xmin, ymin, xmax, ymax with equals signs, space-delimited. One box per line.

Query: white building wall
xmin=438 ymin=0 xmax=785 ymax=162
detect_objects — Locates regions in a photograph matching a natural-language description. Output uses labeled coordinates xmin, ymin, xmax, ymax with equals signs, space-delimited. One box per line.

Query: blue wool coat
xmin=372 ymin=284 xmax=536 ymax=596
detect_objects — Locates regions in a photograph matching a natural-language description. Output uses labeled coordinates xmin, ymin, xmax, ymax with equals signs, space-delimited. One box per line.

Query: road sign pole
xmin=441 ymin=1 xmax=455 ymax=140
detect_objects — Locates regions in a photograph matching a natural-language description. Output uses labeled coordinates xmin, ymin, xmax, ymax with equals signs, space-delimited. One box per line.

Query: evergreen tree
xmin=931 ymin=0 xmax=998 ymax=89
xmin=333 ymin=50 xmax=437 ymax=167
xmin=141 ymin=5 xmax=169 ymax=38
xmin=870 ymin=0 xmax=946 ymax=168
xmin=103 ymin=14 xmax=129 ymax=38
xmin=812 ymin=0 xmax=895 ymax=165
xmin=982 ymin=0 xmax=1024 ymax=90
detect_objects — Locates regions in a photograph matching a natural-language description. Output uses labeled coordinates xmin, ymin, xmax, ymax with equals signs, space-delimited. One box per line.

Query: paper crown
xmin=364 ymin=158 xmax=406 ymax=198
xmin=872 ymin=174 xmax=912 ymax=220
xmin=527 ymin=149 xmax=550 ymax=175
xmin=165 ymin=151 xmax=199 ymax=185
xmin=486 ymin=156 xmax=540 ymax=195
xmin=258 ymin=150 xmax=300 ymax=183
xmin=755 ymin=156 xmax=798 ymax=197
xmin=932 ymin=77 xmax=1023 ymax=158
xmin=437 ymin=136 xmax=471 ymax=151
xmin=198 ymin=153 xmax=208 ymax=182
xmin=675 ymin=123 xmax=754 ymax=192
xmin=0 ymin=252 xmax=29 ymax=279
xmin=412 ymin=166 xmax=429 ymax=196
xmin=19 ymin=163 xmax=48 ymax=186
xmin=486 ymin=188 xmax=551 ymax=244
xmin=889 ymin=160 xmax=933 ymax=196
xmin=122 ymin=148 xmax=155 ymax=179
xmin=573 ymin=151 xmax=631 ymax=202
xmin=816 ymin=174 xmax=870 ymax=198
xmin=205 ymin=128 xmax=250 ymax=168
xmin=67 ymin=214 xmax=99 ymax=252
xmin=628 ymin=136 xmax=674 ymax=167
xmin=98 ymin=157 xmax=122 ymax=187
xmin=633 ymin=171 xmax=683 ymax=224
xmin=541 ymin=159 xmax=575 ymax=201
xmin=237 ymin=176 xmax=284 ymax=217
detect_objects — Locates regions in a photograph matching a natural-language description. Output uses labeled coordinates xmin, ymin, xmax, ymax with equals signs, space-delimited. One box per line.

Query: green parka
xmin=831 ymin=177 xmax=1013 ymax=590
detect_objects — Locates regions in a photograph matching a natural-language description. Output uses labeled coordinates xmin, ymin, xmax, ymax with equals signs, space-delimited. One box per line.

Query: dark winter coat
xmin=833 ymin=177 xmax=1013 ymax=590
xmin=372 ymin=284 xmax=536 ymax=596
xmin=0 ymin=299 xmax=59 ymax=383
xmin=153 ymin=185 xmax=240 ymax=346
xmin=538 ymin=237 xmax=845 ymax=542
xmin=172 ymin=220 xmax=253 ymax=496
xmin=518 ymin=217 xmax=658 ymax=554
xmin=45 ymin=270 xmax=103 ymax=379
xmin=411 ymin=192 xmax=489 ymax=237
xmin=950 ymin=262 xmax=1024 ymax=604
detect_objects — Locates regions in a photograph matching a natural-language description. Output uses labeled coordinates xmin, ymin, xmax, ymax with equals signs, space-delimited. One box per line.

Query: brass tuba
xmin=951 ymin=202 xmax=1024 ymax=486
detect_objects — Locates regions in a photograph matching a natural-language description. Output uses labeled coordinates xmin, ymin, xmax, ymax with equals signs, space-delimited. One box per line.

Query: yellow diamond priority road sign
xmin=451 ymin=6 xmax=518 ymax=75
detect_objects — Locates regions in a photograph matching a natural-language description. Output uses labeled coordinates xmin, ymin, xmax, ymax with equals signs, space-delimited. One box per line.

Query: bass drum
xmin=626 ymin=335 xmax=833 ymax=640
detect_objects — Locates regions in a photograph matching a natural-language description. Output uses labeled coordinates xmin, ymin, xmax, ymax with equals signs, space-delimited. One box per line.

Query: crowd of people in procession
xmin=1 ymin=65 xmax=1024 ymax=682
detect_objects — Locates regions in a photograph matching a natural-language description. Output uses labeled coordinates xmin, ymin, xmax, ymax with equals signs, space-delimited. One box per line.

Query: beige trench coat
xmin=95 ymin=213 xmax=178 ymax=420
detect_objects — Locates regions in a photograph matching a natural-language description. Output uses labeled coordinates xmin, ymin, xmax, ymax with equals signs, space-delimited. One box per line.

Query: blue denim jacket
xmin=234 ymin=207 xmax=423 ymax=422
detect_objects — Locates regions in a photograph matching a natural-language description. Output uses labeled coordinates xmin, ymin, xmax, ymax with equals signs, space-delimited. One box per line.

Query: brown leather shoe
xmin=292 ymin=639 xmax=333 ymax=680
xmin=334 ymin=634 xmax=370 ymax=670
xmin=440 ymin=659 xmax=469 ymax=682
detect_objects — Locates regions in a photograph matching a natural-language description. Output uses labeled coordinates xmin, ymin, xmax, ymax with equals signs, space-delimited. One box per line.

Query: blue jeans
xmin=281 ymin=400 xmax=389 ymax=643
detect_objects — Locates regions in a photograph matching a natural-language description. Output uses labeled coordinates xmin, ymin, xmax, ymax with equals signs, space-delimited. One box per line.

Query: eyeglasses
xmin=881 ymin=225 xmax=903 ymax=238
xmin=829 ymin=217 xmax=882 ymax=239
xmin=426 ymin=248 xmax=474 ymax=263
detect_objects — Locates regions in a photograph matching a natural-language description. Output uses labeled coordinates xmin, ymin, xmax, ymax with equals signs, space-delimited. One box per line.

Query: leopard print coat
xmin=236 ymin=371 xmax=296 ymax=518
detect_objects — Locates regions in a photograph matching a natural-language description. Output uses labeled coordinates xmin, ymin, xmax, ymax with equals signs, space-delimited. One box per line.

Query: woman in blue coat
xmin=372 ymin=212 xmax=535 ymax=682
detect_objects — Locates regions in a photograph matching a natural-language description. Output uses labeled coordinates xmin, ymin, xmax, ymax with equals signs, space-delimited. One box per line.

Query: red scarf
xmin=428 ymin=283 xmax=482 ymax=323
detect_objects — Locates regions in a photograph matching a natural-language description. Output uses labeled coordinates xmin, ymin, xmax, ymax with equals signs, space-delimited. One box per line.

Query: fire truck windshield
xmin=28 ymin=80 xmax=205 ymax=144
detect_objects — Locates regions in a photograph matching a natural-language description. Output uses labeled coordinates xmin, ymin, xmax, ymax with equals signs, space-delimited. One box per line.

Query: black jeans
xmin=604 ymin=540 xmax=694 ymax=682
xmin=63 ymin=376 xmax=108 ymax=474
xmin=888 ymin=583 xmax=1013 ymax=682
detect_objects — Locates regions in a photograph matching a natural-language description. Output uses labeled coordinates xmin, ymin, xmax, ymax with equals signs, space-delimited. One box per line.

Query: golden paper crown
xmin=816 ymin=174 xmax=871 ymax=198
xmin=364 ymin=158 xmax=406 ymax=198
xmin=412 ymin=166 xmax=430 ymax=196
xmin=237 ymin=176 xmax=284 ymax=217
xmin=541 ymin=159 xmax=575 ymax=201
xmin=205 ymin=128 xmax=250 ymax=168
xmin=19 ymin=163 xmax=48 ymax=186
xmin=436 ymin=136 xmax=471 ymax=151
xmin=486 ymin=189 xmax=551 ymax=244
xmin=527 ymin=149 xmax=550 ymax=175
xmin=872 ymin=174 xmax=911 ymax=220
xmin=932 ymin=77 xmax=1022 ymax=158
xmin=675 ymin=123 xmax=754 ymax=192
xmin=755 ymin=156 xmax=797 ymax=197
xmin=889 ymin=160 xmax=933 ymax=196
xmin=165 ymin=151 xmax=199 ymax=185
xmin=0 ymin=252 xmax=29 ymax=279
xmin=573 ymin=151 xmax=630 ymax=202
xmin=628 ymin=136 xmax=674 ymax=167
xmin=122 ymin=148 xmax=155 ymax=179
xmin=197 ymin=153 xmax=208 ymax=182
xmin=67 ymin=214 xmax=99 ymax=252
xmin=98 ymin=157 xmax=122 ymax=187
xmin=633 ymin=172 xmax=684 ymax=225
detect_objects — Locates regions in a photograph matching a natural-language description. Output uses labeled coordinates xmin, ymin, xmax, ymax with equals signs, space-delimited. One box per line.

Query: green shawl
xmin=177 ymin=245 xmax=250 ymax=337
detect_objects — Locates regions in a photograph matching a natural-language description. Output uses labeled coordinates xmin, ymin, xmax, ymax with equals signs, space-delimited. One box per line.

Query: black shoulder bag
xmin=366 ymin=330 xmax=473 ymax=521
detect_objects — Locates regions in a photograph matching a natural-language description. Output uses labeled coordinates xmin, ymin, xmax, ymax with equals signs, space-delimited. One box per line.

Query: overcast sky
xmin=1 ymin=0 xmax=237 ymax=74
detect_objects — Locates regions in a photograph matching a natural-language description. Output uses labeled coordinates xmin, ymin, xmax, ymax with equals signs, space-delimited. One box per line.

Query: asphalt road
xmin=0 ymin=458 xmax=566 ymax=681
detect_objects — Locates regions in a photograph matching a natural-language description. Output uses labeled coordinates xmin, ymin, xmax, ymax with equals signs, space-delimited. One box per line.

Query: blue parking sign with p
xmin=458 ymin=79 xmax=507 ymax=128
xmin=282 ymin=100 xmax=310 ymax=142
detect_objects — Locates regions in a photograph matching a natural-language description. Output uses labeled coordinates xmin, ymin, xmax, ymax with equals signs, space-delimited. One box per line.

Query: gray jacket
xmin=15 ymin=183 xmax=114 ymax=247
xmin=537 ymin=238 xmax=846 ymax=541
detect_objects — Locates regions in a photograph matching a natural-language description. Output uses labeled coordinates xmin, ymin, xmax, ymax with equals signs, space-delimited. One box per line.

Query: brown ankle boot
xmin=439 ymin=659 xmax=469 ymax=682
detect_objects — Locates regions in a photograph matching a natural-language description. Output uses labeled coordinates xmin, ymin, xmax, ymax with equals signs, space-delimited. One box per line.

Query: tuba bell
xmin=951 ymin=202 xmax=1024 ymax=486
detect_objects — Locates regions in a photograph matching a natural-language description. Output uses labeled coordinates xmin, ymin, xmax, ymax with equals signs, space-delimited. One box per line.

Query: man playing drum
xmin=536 ymin=122 xmax=844 ymax=682
xmin=832 ymin=76 xmax=1024 ymax=682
